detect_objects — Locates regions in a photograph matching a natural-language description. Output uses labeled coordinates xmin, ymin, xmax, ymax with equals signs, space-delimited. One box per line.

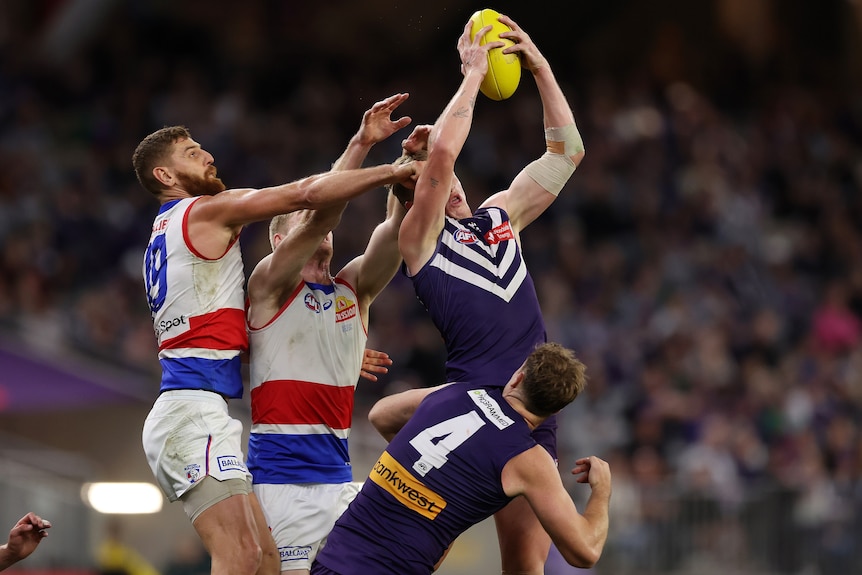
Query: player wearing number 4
xmin=245 ymin=93 xmax=412 ymax=575
xmin=368 ymin=12 xmax=586 ymax=574
xmin=312 ymin=343 xmax=611 ymax=575
xmin=133 ymin=123 xmax=415 ymax=575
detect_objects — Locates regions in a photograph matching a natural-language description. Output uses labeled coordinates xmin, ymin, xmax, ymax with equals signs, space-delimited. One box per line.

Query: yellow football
xmin=469 ymin=8 xmax=521 ymax=101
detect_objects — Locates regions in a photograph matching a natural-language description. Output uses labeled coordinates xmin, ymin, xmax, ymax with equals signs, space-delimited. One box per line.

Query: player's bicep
xmin=480 ymin=170 xmax=556 ymax=231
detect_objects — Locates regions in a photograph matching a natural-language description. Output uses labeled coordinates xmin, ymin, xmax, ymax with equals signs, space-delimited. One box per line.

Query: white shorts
xmin=142 ymin=390 xmax=252 ymax=502
xmin=255 ymin=481 xmax=363 ymax=571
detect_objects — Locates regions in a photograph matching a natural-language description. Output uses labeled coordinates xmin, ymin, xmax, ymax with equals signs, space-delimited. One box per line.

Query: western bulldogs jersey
xmin=313 ymin=384 xmax=536 ymax=575
xmin=247 ymin=278 xmax=367 ymax=484
xmin=408 ymin=207 xmax=547 ymax=384
xmin=143 ymin=198 xmax=247 ymax=398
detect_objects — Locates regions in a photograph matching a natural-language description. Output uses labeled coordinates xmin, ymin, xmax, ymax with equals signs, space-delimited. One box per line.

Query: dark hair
xmin=132 ymin=126 xmax=191 ymax=196
xmin=521 ymin=342 xmax=587 ymax=417
xmin=386 ymin=148 xmax=427 ymax=206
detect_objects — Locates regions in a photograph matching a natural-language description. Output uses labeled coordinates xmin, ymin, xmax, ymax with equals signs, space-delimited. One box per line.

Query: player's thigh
xmin=494 ymin=496 xmax=551 ymax=571
xmin=189 ymin=478 xmax=261 ymax=556
xmin=255 ymin=483 xmax=349 ymax=571
xmin=248 ymin=491 xmax=279 ymax=572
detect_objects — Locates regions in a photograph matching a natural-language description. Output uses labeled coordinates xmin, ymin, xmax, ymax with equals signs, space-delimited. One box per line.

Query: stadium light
xmin=82 ymin=482 xmax=163 ymax=514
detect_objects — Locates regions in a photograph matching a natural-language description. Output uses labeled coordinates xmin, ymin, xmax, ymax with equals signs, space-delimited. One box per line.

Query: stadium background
xmin=1 ymin=0 xmax=861 ymax=573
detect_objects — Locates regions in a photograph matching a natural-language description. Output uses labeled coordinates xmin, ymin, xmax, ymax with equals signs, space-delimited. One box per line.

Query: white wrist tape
xmin=545 ymin=123 xmax=585 ymax=157
xmin=524 ymin=151 xmax=576 ymax=196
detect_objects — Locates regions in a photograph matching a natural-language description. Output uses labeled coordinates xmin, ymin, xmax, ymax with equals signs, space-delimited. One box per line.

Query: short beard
xmin=176 ymin=170 xmax=226 ymax=197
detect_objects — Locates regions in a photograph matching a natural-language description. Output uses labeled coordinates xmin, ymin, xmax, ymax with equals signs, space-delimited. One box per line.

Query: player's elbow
xmin=293 ymin=176 xmax=327 ymax=209
xmin=561 ymin=546 xmax=601 ymax=569
xmin=367 ymin=400 xmax=399 ymax=442
xmin=571 ymin=149 xmax=585 ymax=169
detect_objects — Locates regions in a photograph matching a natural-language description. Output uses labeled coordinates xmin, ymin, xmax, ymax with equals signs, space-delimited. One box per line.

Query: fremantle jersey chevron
xmin=408 ymin=207 xmax=547 ymax=384
xmin=143 ymin=197 xmax=247 ymax=398
xmin=247 ymin=278 xmax=367 ymax=484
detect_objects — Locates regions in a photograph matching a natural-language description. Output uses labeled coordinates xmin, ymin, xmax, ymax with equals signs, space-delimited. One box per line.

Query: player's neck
xmin=302 ymin=258 xmax=332 ymax=285
xmin=503 ymin=394 xmax=544 ymax=431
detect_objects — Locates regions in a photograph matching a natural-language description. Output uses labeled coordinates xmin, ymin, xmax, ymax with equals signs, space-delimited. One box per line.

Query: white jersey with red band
xmin=247 ymin=278 xmax=367 ymax=484
xmin=143 ymin=197 xmax=247 ymax=398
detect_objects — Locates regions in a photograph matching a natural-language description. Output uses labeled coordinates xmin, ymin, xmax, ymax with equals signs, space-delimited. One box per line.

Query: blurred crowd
xmin=2 ymin=2 xmax=862 ymax=574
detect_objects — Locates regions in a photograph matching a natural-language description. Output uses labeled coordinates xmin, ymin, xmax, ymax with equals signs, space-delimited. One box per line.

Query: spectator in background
xmin=0 ymin=512 xmax=50 ymax=571
xmin=97 ymin=519 xmax=158 ymax=575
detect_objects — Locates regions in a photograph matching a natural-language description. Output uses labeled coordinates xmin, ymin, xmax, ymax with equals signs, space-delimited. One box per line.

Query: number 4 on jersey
xmin=409 ymin=411 xmax=486 ymax=477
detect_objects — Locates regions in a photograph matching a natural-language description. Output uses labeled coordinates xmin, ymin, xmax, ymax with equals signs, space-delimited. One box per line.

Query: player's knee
xmin=257 ymin=539 xmax=280 ymax=575
xmin=211 ymin=538 xmax=262 ymax=575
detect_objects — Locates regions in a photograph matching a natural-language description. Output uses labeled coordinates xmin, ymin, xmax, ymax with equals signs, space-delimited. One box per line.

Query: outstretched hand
xmin=497 ymin=14 xmax=547 ymax=72
xmin=458 ymin=20 xmax=502 ymax=79
xmin=360 ymin=348 xmax=393 ymax=382
xmin=0 ymin=512 xmax=51 ymax=570
xmin=355 ymin=93 xmax=413 ymax=147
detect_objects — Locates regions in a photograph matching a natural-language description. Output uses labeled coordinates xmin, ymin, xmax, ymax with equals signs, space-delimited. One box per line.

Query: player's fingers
xmin=359 ymin=370 xmax=379 ymax=382
xmin=498 ymin=14 xmax=519 ymax=30
xmin=392 ymin=116 xmax=412 ymax=130
xmin=473 ymin=24 xmax=493 ymax=46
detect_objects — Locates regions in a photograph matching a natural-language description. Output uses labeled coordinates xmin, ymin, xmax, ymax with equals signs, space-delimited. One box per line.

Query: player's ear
xmin=509 ymin=370 xmax=525 ymax=390
xmin=153 ymin=166 xmax=173 ymax=187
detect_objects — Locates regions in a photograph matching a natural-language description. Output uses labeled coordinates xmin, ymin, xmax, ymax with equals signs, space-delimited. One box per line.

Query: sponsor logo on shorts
xmin=217 ymin=455 xmax=247 ymax=473
xmin=370 ymin=451 xmax=447 ymax=520
xmin=184 ymin=464 xmax=201 ymax=483
xmin=485 ymin=221 xmax=513 ymax=244
xmin=279 ymin=546 xmax=312 ymax=562
xmin=468 ymin=389 xmax=514 ymax=429
xmin=335 ymin=295 xmax=357 ymax=323
xmin=452 ymin=229 xmax=479 ymax=244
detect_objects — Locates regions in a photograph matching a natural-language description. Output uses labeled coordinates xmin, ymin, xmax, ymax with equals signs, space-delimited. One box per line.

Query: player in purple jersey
xmin=312 ymin=343 xmax=611 ymax=575
xmin=133 ymin=126 xmax=416 ymax=575
xmin=369 ymin=12 xmax=586 ymax=573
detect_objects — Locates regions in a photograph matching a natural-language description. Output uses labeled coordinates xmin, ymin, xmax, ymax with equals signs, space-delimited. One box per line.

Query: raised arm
xmin=502 ymin=448 xmax=611 ymax=568
xmin=337 ymin=189 xmax=407 ymax=328
xmin=246 ymin=93 xmax=414 ymax=325
xmin=246 ymin=206 xmax=343 ymax=327
xmin=398 ymin=20 xmax=502 ymax=274
xmin=331 ymin=93 xmax=412 ymax=171
xmin=480 ymin=13 xmax=585 ymax=233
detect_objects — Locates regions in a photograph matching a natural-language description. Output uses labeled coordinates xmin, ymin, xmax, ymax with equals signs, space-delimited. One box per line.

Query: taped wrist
xmin=524 ymin=151 xmax=576 ymax=196
xmin=545 ymin=123 xmax=585 ymax=157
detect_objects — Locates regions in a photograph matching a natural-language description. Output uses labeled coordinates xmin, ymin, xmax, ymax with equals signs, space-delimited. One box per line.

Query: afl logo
xmin=452 ymin=229 xmax=478 ymax=244
xmin=304 ymin=293 xmax=321 ymax=313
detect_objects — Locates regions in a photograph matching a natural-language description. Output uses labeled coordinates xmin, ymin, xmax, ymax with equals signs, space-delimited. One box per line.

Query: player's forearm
xmin=293 ymin=164 xmax=409 ymax=210
xmin=331 ymin=134 xmax=374 ymax=171
xmin=531 ymin=64 xmax=575 ymax=132
xmin=577 ymin=488 xmax=611 ymax=563
xmin=430 ymin=71 xmax=483 ymax=160
xmin=0 ymin=545 xmax=20 ymax=570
